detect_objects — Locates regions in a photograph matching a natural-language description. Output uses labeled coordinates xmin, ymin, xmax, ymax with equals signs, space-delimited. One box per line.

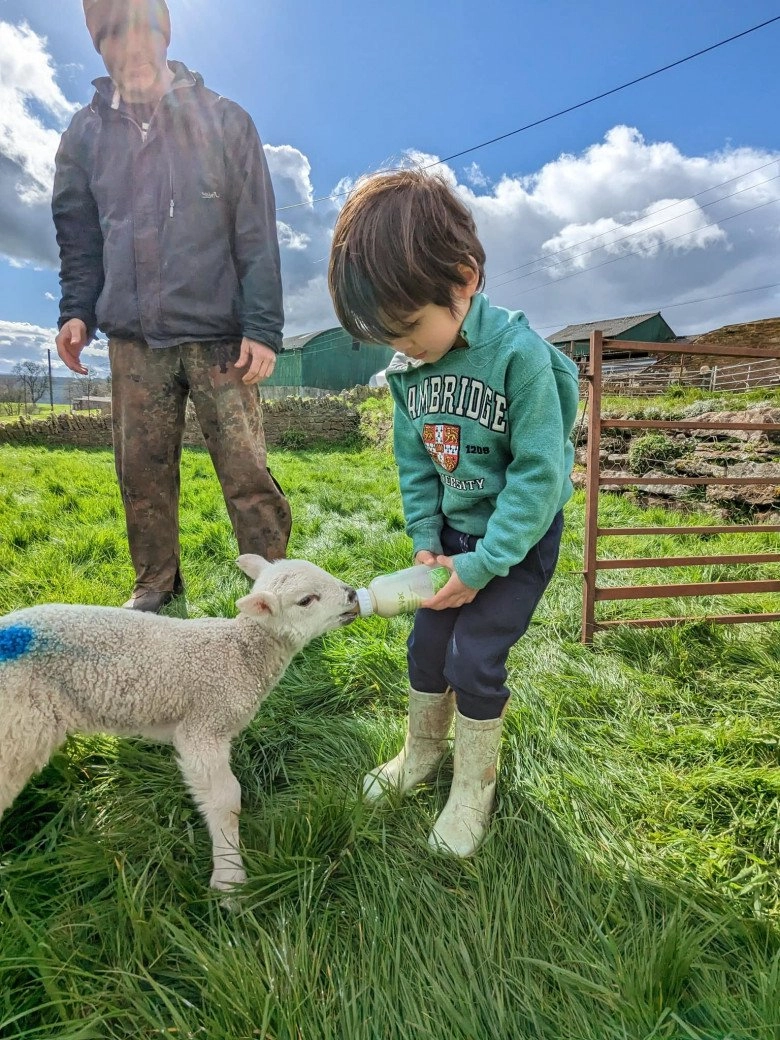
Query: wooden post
xmin=582 ymin=330 xmax=603 ymax=643
xmin=47 ymin=349 xmax=54 ymax=413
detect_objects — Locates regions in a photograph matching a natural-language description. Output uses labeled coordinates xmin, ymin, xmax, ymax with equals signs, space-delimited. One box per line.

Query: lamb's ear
xmin=236 ymin=590 xmax=279 ymax=618
xmin=237 ymin=554 xmax=269 ymax=580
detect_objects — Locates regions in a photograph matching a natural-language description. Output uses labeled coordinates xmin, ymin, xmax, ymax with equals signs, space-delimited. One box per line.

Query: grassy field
xmin=598 ymin=385 xmax=780 ymax=417
xmin=0 ymin=405 xmax=92 ymax=426
xmin=1 ymin=440 xmax=780 ymax=1039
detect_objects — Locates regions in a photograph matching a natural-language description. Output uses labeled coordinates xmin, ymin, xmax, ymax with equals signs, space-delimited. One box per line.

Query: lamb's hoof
xmin=210 ymin=867 xmax=246 ymax=911
xmin=210 ymin=866 xmax=247 ymax=892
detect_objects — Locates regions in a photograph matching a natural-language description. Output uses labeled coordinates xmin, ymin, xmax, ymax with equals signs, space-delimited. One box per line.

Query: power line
xmin=280 ymin=194 xmax=780 ymax=355
xmin=490 ymin=195 xmax=780 ymax=296
xmin=281 ymin=199 xmax=780 ymax=354
xmin=275 ymin=15 xmax=780 ymax=214
xmin=307 ymin=158 xmax=779 ymax=272
xmin=535 ymin=282 xmax=780 ymax=334
xmin=281 ymin=279 xmax=780 ymax=356
xmin=432 ymin=17 xmax=780 ymax=167
xmin=485 ymin=160 xmax=779 ymax=285
xmin=488 ymin=173 xmax=780 ymax=291
xmin=652 ymin=282 xmax=780 ymax=312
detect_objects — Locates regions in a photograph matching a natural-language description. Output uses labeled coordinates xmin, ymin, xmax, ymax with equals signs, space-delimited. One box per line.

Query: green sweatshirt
xmin=387 ymin=292 xmax=580 ymax=590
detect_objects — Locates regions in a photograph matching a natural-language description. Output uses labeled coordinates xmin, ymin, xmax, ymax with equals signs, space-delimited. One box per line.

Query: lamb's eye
xmin=297 ymin=594 xmax=319 ymax=607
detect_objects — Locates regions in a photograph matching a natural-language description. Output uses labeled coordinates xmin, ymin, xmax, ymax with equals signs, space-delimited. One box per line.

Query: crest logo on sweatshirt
xmin=423 ymin=423 xmax=460 ymax=472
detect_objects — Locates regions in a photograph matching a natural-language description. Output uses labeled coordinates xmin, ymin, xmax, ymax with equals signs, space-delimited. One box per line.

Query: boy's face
xmin=386 ymin=267 xmax=479 ymax=365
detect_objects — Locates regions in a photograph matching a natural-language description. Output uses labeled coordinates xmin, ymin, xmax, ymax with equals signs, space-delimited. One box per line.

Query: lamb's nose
xmin=346 ymin=587 xmax=357 ymax=605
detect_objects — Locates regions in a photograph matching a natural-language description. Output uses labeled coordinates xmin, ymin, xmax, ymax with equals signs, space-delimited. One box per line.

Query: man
xmin=53 ymin=0 xmax=292 ymax=612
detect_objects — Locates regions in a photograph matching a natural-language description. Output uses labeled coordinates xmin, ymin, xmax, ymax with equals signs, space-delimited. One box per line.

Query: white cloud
xmin=0 ymin=21 xmax=78 ymax=268
xmin=44 ymin=291 xmax=56 ymax=300
xmin=276 ymin=222 xmax=311 ymax=251
xmin=281 ymin=273 xmax=339 ymax=334
xmin=271 ymin=129 xmax=779 ymax=338
xmin=463 ymin=162 xmax=490 ymax=189
xmin=0 ymin=320 xmax=108 ymax=375
xmin=1 ymin=15 xmax=777 ymax=345
xmin=263 ymin=145 xmax=342 ymax=335
xmin=481 ymin=129 xmax=780 ymax=334
xmin=266 ymin=144 xmax=316 ymax=209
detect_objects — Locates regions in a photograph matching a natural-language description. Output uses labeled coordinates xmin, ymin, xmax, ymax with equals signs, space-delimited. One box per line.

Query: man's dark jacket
xmin=52 ymin=61 xmax=283 ymax=352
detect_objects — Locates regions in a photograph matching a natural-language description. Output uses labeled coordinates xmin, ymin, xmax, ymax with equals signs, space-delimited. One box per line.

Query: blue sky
xmin=1 ymin=0 xmax=778 ymax=373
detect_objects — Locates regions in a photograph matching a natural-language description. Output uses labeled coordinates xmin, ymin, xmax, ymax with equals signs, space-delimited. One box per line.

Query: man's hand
xmin=421 ymin=554 xmax=478 ymax=610
xmin=55 ymin=319 xmax=89 ymax=375
xmin=236 ymin=337 xmax=276 ymax=384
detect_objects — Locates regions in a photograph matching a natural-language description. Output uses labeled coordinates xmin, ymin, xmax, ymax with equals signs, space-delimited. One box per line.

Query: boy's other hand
xmin=414 ymin=550 xmax=438 ymax=566
xmin=422 ymin=554 xmax=478 ymax=610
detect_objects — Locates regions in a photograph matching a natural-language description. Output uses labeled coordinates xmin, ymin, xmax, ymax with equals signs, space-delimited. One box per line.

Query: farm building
xmin=72 ymin=396 xmax=112 ymax=413
xmin=548 ymin=312 xmax=677 ymax=362
xmin=261 ymin=328 xmax=394 ymax=394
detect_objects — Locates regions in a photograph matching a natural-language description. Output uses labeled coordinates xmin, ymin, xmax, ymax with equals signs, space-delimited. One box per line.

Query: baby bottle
xmin=356 ymin=564 xmax=451 ymax=618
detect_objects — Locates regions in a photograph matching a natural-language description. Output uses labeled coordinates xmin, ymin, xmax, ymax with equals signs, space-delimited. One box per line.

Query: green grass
xmin=599 ymin=386 xmax=780 ymax=417
xmin=2 ymin=442 xmax=780 ymax=1038
xmin=0 ymin=404 xmax=76 ymax=425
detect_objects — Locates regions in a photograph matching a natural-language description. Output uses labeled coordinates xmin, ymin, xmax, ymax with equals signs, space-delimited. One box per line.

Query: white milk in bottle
xmin=355 ymin=564 xmax=451 ymax=618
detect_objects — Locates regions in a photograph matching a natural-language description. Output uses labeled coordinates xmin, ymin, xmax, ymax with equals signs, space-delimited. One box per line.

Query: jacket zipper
xmin=115 ymin=96 xmax=175 ymax=218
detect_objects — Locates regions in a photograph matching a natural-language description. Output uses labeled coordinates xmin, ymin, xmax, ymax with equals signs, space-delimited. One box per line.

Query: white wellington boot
xmin=363 ymin=688 xmax=454 ymax=803
xmin=428 ymin=710 xmax=504 ymax=857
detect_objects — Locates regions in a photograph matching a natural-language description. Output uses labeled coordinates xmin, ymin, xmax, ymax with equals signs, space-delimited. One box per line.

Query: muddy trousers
xmin=110 ymin=338 xmax=292 ymax=596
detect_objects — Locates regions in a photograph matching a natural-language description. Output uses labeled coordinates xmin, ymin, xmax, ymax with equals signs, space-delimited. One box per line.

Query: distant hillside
xmin=0 ymin=374 xmax=108 ymax=406
xmin=654 ymin=317 xmax=780 ymax=373
xmin=693 ymin=317 xmax=780 ymax=351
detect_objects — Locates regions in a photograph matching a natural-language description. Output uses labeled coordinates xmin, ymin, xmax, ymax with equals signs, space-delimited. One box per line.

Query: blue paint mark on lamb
xmin=0 ymin=625 xmax=35 ymax=662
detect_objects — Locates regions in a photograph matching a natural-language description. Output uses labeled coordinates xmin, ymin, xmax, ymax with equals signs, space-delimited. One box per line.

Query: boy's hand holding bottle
xmin=414 ymin=550 xmax=478 ymax=610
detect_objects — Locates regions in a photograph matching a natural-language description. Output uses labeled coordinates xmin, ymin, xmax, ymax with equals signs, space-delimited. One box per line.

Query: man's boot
xmin=428 ymin=710 xmax=505 ymax=857
xmin=123 ymin=570 xmax=185 ymax=612
xmin=122 ymin=590 xmax=175 ymax=612
xmin=363 ymin=688 xmax=454 ymax=802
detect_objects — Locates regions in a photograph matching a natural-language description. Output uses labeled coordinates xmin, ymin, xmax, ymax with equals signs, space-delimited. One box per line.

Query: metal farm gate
xmin=581 ymin=331 xmax=780 ymax=643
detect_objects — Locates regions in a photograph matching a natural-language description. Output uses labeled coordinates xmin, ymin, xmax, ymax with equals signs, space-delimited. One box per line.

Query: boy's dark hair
xmin=328 ymin=169 xmax=486 ymax=344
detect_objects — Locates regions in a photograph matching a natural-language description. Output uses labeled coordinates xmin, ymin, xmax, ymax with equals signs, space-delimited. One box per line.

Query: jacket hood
xmin=90 ymin=59 xmax=202 ymax=107
xmin=386 ymin=293 xmax=532 ymax=376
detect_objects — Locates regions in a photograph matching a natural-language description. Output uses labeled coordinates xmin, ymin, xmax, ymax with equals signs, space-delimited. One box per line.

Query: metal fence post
xmin=582 ymin=330 xmax=603 ymax=644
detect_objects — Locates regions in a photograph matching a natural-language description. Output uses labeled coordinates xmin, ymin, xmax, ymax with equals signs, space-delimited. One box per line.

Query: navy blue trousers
xmin=407 ymin=511 xmax=564 ymax=721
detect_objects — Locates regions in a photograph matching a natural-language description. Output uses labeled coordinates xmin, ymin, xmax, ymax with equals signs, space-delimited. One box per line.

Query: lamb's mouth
xmin=339 ymin=606 xmax=359 ymax=625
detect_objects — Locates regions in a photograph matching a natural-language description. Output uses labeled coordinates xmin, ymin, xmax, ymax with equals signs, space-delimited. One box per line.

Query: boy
xmin=328 ymin=170 xmax=579 ymax=857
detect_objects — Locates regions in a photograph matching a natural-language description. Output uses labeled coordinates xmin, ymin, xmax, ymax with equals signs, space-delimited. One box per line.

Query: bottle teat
xmin=355 ymin=587 xmax=375 ymax=617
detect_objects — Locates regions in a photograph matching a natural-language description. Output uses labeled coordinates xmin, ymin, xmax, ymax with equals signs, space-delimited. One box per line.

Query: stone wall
xmin=572 ymin=403 xmax=780 ymax=519
xmin=0 ymin=396 xmax=360 ymax=450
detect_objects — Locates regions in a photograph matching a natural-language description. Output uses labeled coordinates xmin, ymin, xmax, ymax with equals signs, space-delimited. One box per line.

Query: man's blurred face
xmin=99 ymin=17 xmax=169 ymax=102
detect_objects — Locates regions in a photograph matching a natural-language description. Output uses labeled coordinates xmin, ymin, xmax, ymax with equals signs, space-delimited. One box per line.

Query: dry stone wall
xmin=0 ymin=397 xmax=360 ymax=450
xmin=573 ymin=404 xmax=780 ymax=519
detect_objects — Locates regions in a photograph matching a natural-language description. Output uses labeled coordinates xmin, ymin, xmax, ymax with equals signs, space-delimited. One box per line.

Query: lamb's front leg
xmin=174 ymin=731 xmax=246 ymax=891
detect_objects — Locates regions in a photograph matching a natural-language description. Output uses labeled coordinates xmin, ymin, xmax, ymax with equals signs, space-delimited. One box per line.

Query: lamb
xmin=0 ymin=554 xmax=357 ymax=891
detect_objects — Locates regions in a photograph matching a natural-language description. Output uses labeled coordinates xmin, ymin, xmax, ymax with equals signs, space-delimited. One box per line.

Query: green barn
xmin=262 ymin=328 xmax=394 ymax=393
xmin=548 ymin=312 xmax=677 ymax=361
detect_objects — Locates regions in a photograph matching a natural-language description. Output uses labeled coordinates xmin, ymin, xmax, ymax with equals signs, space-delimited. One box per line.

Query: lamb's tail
xmin=0 ymin=677 xmax=64 ymax=820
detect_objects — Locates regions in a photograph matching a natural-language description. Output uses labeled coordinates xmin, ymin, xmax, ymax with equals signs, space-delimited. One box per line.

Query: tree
xmin=0 ymin=379 xmax=19 ymax=415
xmin=12 ymin=361 xmax=49 ymax=414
